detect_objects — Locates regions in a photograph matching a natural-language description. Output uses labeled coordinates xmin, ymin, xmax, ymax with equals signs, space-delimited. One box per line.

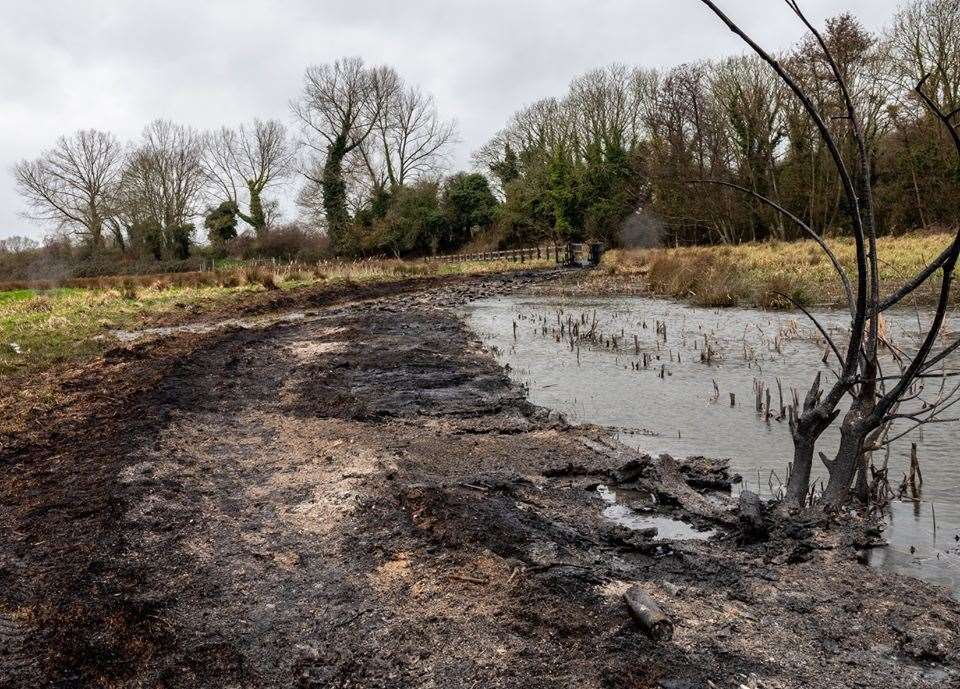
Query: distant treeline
xmin=9 ymin=0 xmax=960 ymax=272
xmin=10 ymin=59 xmax=497 ymax=269
xmin=474 ymin=0 xmax=960 ymax=247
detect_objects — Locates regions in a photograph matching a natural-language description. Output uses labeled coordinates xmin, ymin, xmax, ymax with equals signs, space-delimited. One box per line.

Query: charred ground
xmin=1 ymin=272 xmax=957 ymax=688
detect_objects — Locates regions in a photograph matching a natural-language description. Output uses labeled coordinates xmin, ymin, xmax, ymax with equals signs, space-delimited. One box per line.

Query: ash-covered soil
xmin=1 ymin=272 xmax=957 ymax=689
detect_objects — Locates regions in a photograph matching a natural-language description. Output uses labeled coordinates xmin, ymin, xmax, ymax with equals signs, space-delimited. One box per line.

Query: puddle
xmin=463 ymin=294 xmax=960 ymax=594
xmin=110 ymin=311 xmax=310 ymax=342
xmin=595 ymin=484 xmax=715 ymax=541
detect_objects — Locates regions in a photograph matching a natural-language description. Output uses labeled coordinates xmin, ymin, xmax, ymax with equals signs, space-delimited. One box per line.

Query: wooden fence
xmin=430 ymin=244 xmax=587 ymax=265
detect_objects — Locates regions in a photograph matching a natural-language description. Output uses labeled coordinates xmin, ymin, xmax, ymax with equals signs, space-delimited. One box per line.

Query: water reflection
xmin=463 ymin=294 xmax=960 ymax=595
xmin=596 ymin=485 xmax=715 ymax=540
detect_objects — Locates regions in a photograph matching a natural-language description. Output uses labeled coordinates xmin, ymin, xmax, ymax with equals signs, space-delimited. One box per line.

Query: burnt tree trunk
xmin=785 ymin=436 xmax=816 ymax=506
xmin=823 ymin=412 xmax=866 ymax=508
xmin=785 ymin=373 xmax=836 ymax=506
xmin=852 ymin=448 xmax=872 ymax=503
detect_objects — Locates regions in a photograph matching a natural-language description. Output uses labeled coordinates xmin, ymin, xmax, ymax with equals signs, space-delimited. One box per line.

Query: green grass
xmin=0 ymin=288 xmax=84 ymax=304
xmin=0 ymin=289 xmax=35 ymax=304
xmin=0 ymin=257 xmax=552 ymax=379
xmin=0 ymin=284 xmax=265 ymax=377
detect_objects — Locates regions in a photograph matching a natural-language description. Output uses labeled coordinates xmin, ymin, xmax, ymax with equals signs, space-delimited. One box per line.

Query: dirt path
xmin=1 ymin=273 xmax=958 ymax=688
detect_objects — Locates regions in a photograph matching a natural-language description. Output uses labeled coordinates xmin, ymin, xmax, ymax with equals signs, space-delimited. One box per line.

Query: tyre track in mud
xmin=2 ymin=272 xmax=959 ymax=688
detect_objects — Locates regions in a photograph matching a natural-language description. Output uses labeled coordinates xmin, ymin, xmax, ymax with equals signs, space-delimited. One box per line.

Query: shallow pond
xmin=595 ymin=485 xmax=716 ymax=540
xmin=463 ymin=294 xmax=960 ymax=595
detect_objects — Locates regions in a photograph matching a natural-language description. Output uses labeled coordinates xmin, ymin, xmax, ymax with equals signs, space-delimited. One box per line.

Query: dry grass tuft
xmin=120 ymin=278 xmax=139 ymax=301
xmin=754 ymin=274 xmax=812 ymax=310
xmin=646 ymin=250 xmax=749 ymax=306
xmin=598 ymin=230 xmax=960 ymax=309
xmin=242 ymin=266 xmax=279 ymax=290
xmin=23 ymin=296 xmax=54 ymax=313
xmin=284 ymin=270 xmax=314 ymax=283
xmin=213 ymin=269 xmax=246 ymax=288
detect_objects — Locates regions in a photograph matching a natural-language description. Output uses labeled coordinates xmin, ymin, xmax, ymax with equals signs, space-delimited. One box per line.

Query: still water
xmin=463 ymin=294 xmax=960 ymax=595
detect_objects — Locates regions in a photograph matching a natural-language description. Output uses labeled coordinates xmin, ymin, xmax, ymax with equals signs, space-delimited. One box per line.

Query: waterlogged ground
xmin=463 ymin=294 xmax=960 ymax=595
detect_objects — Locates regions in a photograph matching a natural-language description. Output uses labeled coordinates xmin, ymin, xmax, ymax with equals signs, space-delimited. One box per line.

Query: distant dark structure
xmin=618 ymin=207 xmax=664 ymax=249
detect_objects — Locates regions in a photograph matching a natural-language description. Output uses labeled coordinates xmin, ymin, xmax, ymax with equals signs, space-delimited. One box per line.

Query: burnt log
xmin=678 ymin=456 xmax=742 ymax=492
xmin=737 ymin=490 xmax=768 ymax=543
xmin=737 ymin=490 xmax=769 ymax=543
xmin=624 ymin=585 xmax=674 ymax=642
xmin=542 ymin=462 xmax=602 ymax=479
xmin=613 ymin=457 xmax=649 ymax=484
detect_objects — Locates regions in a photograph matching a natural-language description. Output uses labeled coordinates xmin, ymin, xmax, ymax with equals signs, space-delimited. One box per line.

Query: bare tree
xmin=292 ymin=57 xmax=390 ymax=250
xmin=202 ymin=119 xmax=294 ymax=236
xmin=710 ymin=55 xmax=788 ymax=239
xmin=647 ymin=62 xmax=745 ymax=244
xmin=14 ymin=130 xmax=124 ymax=252
xmin=887 ymin=0 xmax=960 ymax=113
xmin=0 ymin=236 xmax=39 ymax=254
xmin=118 ymin=120 xmax=206 ymax=258
xmin=699 ymin=0 xmax=960 ymax=509
xmin=473 ymin=96 xmax=578 ymax=202
xmin=787 ymin=14 xmax=894 ymax=236
xmin=356 ymin=78 xmax=457 ymax=193
xmin=568 ymin=64 xmax=644 ymax=153
xmin=825 ymin=75 xmax=960 ymax=505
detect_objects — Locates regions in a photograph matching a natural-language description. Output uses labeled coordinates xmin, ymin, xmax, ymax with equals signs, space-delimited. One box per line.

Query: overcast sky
xmin=0 ymin=0 xmax=903 ymax=242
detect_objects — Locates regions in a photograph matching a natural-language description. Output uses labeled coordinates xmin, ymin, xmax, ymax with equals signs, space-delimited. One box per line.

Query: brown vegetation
xmin=579 ymin=230 xmax=960 ymax=309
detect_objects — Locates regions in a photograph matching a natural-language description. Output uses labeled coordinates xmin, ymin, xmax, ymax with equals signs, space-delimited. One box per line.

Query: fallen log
xmin=542 ymin=462 xmax=606 ymax=479
xmin=623 ymin=585 xmax=674 ymax=642
xmin=678 ymin=456 xmax=742 ymax=492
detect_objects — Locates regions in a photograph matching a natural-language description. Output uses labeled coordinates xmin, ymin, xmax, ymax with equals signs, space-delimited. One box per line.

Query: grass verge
xmin=0 ymin=257 xmax=551 ymax=379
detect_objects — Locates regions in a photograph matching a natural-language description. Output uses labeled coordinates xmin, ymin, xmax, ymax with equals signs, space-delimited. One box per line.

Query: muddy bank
xmin=463 ymin=293 xmax=960 ymax=594
xmin=1 ymin=272 xmax=958 ymax=688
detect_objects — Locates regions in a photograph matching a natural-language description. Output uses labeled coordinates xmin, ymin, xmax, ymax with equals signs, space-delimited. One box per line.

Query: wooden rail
xmin=430 ymin=244 xmax=587 ymax=265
